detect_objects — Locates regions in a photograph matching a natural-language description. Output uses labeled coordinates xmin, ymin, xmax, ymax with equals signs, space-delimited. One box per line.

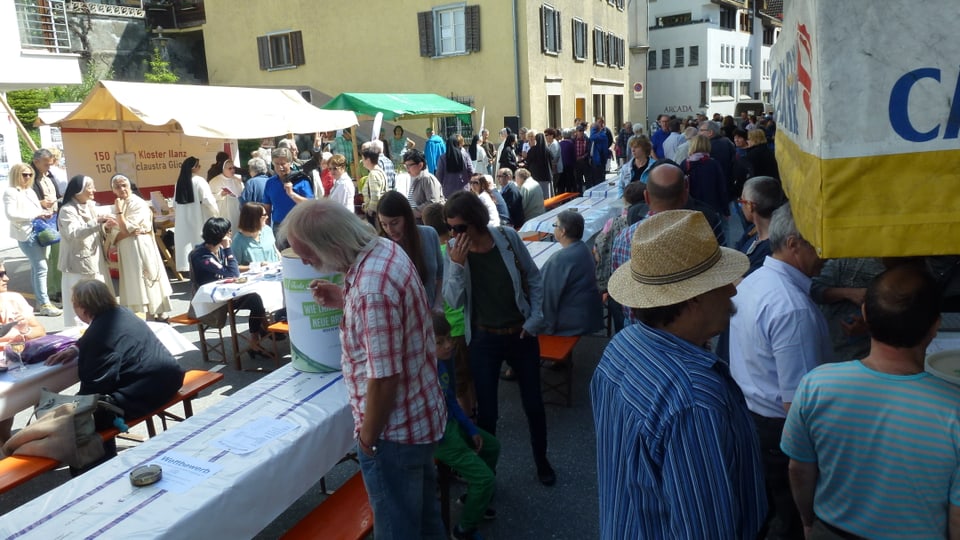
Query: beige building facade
xmin=201 ymin=0 xmax=629 ymax=137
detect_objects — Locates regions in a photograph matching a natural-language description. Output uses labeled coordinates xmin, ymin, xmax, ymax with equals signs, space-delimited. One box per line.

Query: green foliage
xmin=18 ymin=129 xmax=41 ymax=163
xmin=5 ymin=89 xmax=49 ymax=127
xmin=144 ymin=47 xmax=179 ymax=84
xmin=237 ymin=139 xmax=261 ymax=165
xmin=6 ymin=63 xmax=112 ymax=142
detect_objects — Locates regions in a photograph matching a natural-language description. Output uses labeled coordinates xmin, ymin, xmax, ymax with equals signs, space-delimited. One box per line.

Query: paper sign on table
xmin=213 ymin=417 xmax=299 ymax=455
xmin=147 ymin=452 xmax=223 ymax=493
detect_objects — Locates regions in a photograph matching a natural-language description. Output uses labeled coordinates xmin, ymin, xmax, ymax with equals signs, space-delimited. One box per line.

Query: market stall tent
xmin=53 ymin=80 xmax=358 ymax=192
xmin=321 ymin=92 xmax=474 ymax=122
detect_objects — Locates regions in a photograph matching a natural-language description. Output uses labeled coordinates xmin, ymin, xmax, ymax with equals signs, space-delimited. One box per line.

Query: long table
xmin=192 ymin=264 xmax=286 ymax=369
xmin=0 ymin=322 xmax=197 ymax=423
xmin=0 ymin=365 xmax=354 ymax=539
xmin=524 ymin=240 xmax=562 ymax=269
xmin=519 ymin=196 xmax=622 ymax=241
xmin=582 ymin=180 xmax=620 ymax=199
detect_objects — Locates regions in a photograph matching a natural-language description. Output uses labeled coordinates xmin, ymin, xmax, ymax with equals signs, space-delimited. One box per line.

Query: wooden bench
xmin=543 ymin=192 xmax=579 ymax=211
xmin=539 ymin=335 xmax=580 ymax=407
xmin=0 ymin=369 xmax=224 ymax=493
xmin=280 ymin=472 xmax=374 ymax=540
xmin=170 ymin=312 xmax=227 ymax=364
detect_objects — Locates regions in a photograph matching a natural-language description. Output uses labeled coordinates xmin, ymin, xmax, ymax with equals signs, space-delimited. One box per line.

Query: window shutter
xmin=257 ymin=35 xmax=269 ymax=70
xmin=465 ymin=5 xmax=481 ymax=52
xmin=571 ymin=20 xmax=576 ymax=60
xmin=539 ymin=6 xmax=546 ymax=53
xmin=290 ymin=31 xmax=305 ymax=66
xmin=555 ymin=10 xmax=561 ymax=52
xmin=417 ymin=11 xmax=436 ymax=57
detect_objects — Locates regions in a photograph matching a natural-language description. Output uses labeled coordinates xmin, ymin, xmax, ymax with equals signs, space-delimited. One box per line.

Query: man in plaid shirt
xmin=283 ymin=199 xmax=448 ymax=540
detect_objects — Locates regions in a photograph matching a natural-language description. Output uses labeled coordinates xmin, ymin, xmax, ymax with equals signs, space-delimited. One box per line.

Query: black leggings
xmin=233 ymin=293 xmax=267 ymax=336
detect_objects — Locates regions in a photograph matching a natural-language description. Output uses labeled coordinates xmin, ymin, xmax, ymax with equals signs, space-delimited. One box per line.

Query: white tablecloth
xmin=0 ymin=323 xmax=197 ymax=422
xmin=583 ymin=181 xmax=620 ymax=199
xmin=524 ymin=240 xmax=562 ymax=269
xmin=519 ymin=197 xmax=622 ymax=241
xmin=0 ymin=366 xmax=354 ymax=539
xmin=191 ymin=264 xmax=285 ymax=317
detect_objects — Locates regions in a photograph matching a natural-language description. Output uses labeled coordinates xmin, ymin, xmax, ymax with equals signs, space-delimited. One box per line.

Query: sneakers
xmin=456 ymin=494 xmax=497 ymax=520
xmin=451 ymin=524 xmax=484 ymax=540
xmin=36 ymin=303 xmax=62 ymax=317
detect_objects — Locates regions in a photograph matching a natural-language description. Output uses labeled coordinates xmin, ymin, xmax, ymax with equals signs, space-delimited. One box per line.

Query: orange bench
xmin=543 ymin=192 xmax=579 ymax=211
xmin=539 ymin=335 xmax=580 ymax=407
xmin=0 ymin=369 xmax=224 ymax=493
xmin=281 ymin=472 xmax=374 ymax=540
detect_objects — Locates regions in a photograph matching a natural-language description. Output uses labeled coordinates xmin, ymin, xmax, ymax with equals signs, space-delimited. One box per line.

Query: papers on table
xmin=147 ymin=451 xmax=223 ymax=493
xmin=214 ymin=417 xmax=299 ymax=455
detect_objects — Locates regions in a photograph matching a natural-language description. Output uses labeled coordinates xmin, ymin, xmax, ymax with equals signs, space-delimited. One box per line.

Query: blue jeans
xmin=469 ymin=329 xmax=548 ymax=466
xmin=357 ymin=440 xmax=447 ymax=540
xmin=18 ymin=240 xmax=49 ymax=306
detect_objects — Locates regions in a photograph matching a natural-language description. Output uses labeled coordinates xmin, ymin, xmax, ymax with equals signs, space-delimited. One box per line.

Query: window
xmin=739 ymin=82 xmax=751 ymax=98
xmin=438 ymin=95 xmax=474 ymax=139
xmin=541 ymin=5 xmax=561 ymax=54
xmin=417 ymin=5 xmax=481 ymax=57
xmin=605 ymin=33 xmax=624 ymax=68
xmin=763 ymin=26 xmax=775 ymax=46
xmin=700 ymin=81 xmax=708 ymax=108
xmin=657 ymin=13 xmax=692 ymax=28
xmin=15 ymin=0 xmax=71 ymax=53
xmin=689 ymin=46 xmax=699 ymax=66
xmin=675 ymin=47 xmax=684 ymax=67
xmin=572 ymin=18 xmax=588 ymax=60
xmin=257 ymin=31 xmax=305 ymax=70
xmin=661 ymin=48 xmax=669 ymax=69
xmin=719 ymin=7 xmax=736 ymax=30
xmin=648 ymin=50 xmax=656 ymax=70
xmin=739 ymin=12 xmax=753 ymax=33
xmin=712 ymin=81 xmax=733 ymax=98
xmin=593 ymin=28 xmax=606 ymax=66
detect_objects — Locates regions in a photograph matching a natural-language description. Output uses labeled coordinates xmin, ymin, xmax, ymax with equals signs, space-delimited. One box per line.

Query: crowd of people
xmin=4 ymin=109 xmax=959 ymax=540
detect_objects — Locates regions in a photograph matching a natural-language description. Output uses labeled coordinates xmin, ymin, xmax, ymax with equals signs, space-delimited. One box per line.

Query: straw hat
xmin=608 ymin=210 xmax=748 ymax=309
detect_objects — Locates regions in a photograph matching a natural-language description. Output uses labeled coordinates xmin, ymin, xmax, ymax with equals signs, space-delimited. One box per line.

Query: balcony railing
xmin=15 ymin=0 xmax=72 ymax=54
xmin=144 ymin=0 xmax=205 ymax=30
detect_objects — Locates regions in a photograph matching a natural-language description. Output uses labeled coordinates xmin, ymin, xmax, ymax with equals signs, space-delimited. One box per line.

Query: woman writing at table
xmin=232 ymin=202 xmax=280 ymax=272
xmin=47 ymin=279 xmax=183 ymax=472
xmin=110 ymin=174 xmax=173 ymax=322
xmin=189 ymin=217 xmax=270 ymax=356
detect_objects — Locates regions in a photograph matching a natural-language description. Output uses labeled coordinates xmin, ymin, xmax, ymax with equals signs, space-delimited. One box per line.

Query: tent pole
xmin=350 ymin=125 xmax=360 ymax=183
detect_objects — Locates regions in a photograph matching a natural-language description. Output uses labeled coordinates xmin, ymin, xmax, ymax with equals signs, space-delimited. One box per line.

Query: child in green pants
xmin=433 ymin=313 xmax=500 ymax=540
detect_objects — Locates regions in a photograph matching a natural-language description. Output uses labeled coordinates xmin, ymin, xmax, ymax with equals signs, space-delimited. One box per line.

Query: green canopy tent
xmin=322 ymin=93 xmax=476 ymax=179
xmin=321 ymin=92 xmax=474 ymax=123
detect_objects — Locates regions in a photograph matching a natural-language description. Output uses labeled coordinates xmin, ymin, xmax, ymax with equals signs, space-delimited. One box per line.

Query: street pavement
xmin=0 ymin=243 xmax=607 ymax=539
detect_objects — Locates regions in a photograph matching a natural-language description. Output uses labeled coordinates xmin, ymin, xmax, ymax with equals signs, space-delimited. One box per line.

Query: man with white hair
xmin=283 ymin=200 xmax=447 ymax=540
xmin=240 ymin=157 xmax=270 ymax=205
xmin=729 ymin=202 xmax=830 ymax=540
xmin=593 ymin=209 xmax=766 ymax=539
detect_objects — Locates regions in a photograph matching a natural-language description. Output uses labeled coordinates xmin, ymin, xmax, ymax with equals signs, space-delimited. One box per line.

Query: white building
xmin=0 ymin=0 xmax=82 ymax=249
xmin=646 ymin=0 xmax=782 ymax=119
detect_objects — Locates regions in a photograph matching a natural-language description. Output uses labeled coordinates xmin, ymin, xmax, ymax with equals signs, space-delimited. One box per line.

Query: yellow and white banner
xmin=771 ymin=0 xmax=960 ymax=257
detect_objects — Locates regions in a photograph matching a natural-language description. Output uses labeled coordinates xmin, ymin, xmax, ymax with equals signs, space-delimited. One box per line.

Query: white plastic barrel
xmin=281 ymin=251 xmax=343 ymax=372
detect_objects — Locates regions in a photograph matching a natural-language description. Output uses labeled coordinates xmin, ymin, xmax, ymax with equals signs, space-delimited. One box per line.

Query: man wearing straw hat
xmin=591 ymin=209 xmax=766 ymax=539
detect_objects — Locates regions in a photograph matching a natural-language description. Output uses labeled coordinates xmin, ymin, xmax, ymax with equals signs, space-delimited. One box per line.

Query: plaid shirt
xmin=611 ymin=220 xmax=644 ymax=325
xmin=340 ymin=238 xmax=446 ymax=444
xmin=574 ymin=136 xmax=589 ymax=159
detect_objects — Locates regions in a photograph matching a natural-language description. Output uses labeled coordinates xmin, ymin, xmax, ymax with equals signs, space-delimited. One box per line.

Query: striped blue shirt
xmin=781 ymin=361 xmax=960 ymax=539
xmin=591 ymin=322 xmax=767 ymax=539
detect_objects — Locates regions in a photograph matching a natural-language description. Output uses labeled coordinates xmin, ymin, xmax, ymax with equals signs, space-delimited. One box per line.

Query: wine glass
xmin=7 ymin=334 xmax=26 ymax=377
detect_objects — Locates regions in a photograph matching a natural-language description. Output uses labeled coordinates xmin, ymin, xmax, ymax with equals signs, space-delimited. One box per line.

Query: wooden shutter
xmin=257 ymin=35 xmax=270 ymax=70
xmin=290 ymin=31 xmax=305 ymax=66
xmin=465 ymin=5 xmax=481 ymax=52
xmin=555 ymin=10 xmax=561 ymax=52
xmin=539 ymin=6 xmax=546 ymax=52
xmin=417 ymin=11 xmax=436 ymax=57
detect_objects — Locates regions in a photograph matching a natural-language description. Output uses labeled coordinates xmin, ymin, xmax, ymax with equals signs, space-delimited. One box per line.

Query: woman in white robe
xmin=111 ymin=174 xmax=173 ymax=321
xmin=208 ymin=159 xmax=243 ymax=229
xmin=173 ymin=156 xmax=218 ymax=272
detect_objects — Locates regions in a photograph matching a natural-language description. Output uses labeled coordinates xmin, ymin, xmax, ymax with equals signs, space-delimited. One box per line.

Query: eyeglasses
xmin=737 ymin=198 xmax=755 ymax=207
xmin=21 ymin=173 xmax=33 ymax=178
xmin=403 ymin=162 xmax=417 ymax=169
xmin=448 ymin=224 xmax=469 ymax=234
xmin=498 ymin=174 xmax=511 ymax=178
xmin=469 ymin=181 xmax=480 ymax=185
xmin=0 ymin=271 xmax=6 ymax=278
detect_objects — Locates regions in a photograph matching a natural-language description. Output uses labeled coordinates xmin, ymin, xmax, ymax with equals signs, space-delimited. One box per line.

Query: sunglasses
xmin=0 ymin=271 xmax=6 ymax=278
xmin=448 ymin=224 xmax=469 ymax=234
xmin=21 ymin=173 xmax=33 ymax=178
